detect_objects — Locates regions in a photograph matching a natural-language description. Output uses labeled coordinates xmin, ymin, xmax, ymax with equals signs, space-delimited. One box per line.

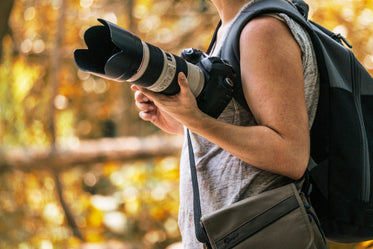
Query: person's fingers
xmin=132 ymin=84 xmax=153 ymax=102
xmin=137 ymin=87 xmax=160 ymax=101
xmin=135 ymin=101 xmax=155 ymax=112
xmin=139 ymin=111 xmax=155 ymax=121
xmin=134 ymin=90 xmax=150 ymax=103
xmin=130 ymin=84 xmax=139 ymax=91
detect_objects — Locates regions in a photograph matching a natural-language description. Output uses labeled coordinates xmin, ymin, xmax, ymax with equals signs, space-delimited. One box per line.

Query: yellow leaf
xmin=88 ymin=208 xmax=103 ymax=227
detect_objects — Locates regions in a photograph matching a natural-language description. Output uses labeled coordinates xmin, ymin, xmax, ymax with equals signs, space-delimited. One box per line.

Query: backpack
xmin=208 ymin=0 xmax=373 ymax=243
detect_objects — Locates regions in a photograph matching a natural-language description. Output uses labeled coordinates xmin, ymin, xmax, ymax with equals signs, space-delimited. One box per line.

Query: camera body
xmin=74 ymin=19 xmax=234 ymax=118
xmin=180 ymin=48 xmax=235 ymax=118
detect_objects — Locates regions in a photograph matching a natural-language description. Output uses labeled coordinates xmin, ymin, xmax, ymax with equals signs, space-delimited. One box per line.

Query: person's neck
xmin=212 ymin=0 xmax=249 ymax=25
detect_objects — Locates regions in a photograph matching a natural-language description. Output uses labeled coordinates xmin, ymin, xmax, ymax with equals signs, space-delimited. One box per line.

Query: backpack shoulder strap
xmin=220 ymin=0 xmax=313 ymax=111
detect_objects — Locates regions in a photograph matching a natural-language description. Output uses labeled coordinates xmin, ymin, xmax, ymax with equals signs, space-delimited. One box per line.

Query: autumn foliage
xmin=0 ymin=0 xmax=373 ymax=248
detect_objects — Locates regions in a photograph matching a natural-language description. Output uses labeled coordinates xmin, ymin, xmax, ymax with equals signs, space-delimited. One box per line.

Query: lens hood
xmin=74 ymin=19 xmax=144 ymax=81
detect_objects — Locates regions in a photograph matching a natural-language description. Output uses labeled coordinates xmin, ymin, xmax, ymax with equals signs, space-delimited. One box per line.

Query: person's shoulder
xmin=239 ymin=15 xmax=293 ymax=45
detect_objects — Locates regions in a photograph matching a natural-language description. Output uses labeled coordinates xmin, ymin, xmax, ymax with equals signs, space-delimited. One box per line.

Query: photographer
xmin=132 ymin=0 xmax=326 ymax=248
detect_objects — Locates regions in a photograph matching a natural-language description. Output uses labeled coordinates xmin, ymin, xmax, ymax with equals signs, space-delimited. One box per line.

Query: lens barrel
xmin=74 ymin=19 xmax=204 ymax=96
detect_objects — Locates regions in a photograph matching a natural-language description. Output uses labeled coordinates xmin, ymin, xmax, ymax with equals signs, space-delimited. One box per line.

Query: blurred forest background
xmin=0 ymin=0 xmax=373 ymax=248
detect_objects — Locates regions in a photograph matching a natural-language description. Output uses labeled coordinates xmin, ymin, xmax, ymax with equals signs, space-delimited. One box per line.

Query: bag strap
xmin=187 ymin=128 xmax=308 ymax=247
xmin=187 ymin=129 xmax=211 ymax=246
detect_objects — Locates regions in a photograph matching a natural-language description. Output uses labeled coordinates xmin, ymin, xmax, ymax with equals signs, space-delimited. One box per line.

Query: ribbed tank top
xmin=178 ymin=1 xmax=319 ymax=248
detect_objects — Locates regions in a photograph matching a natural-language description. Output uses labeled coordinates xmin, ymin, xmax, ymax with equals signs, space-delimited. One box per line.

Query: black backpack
xmin=208 ymin=0 xmax=373 ymax=243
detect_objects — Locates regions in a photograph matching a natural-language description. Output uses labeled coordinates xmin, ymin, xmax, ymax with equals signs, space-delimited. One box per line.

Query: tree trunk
xmin=0 ymin=0 xmax=15 ymax=59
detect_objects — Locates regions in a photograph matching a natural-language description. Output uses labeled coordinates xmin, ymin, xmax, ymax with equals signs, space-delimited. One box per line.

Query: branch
xmin=53 ymin=171 xmax=85 ymax=240
xmin=1 ymin=135 xmax=183 ymax=171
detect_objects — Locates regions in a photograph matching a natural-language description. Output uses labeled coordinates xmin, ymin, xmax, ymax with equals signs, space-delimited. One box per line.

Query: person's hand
xmin=131 ymin=84 xmax=184 ymax=135
xmin=133 ymin=72 xmax=204 ymax=128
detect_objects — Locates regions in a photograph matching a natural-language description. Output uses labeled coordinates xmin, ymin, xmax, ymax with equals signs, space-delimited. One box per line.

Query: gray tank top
xmin=178 ymin=2 xmax=319 ymax=248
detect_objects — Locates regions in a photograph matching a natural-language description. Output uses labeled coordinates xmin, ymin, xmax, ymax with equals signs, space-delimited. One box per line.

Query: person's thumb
xmin=178 ymin=72 xmax=189 ymax=91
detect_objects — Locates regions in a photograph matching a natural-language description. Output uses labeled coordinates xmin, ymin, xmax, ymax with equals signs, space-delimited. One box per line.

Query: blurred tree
xmin=0 ymin=0 xmax=373 ymax=248
xmin=0 ymin=0 xmax=14 ymax=59
xmin=0 ymin=0 xmax=214 ymax=247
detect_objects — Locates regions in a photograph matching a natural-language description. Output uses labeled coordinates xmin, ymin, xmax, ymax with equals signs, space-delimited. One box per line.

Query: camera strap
xmin=186 ymin=129 xmax=211 ymax=247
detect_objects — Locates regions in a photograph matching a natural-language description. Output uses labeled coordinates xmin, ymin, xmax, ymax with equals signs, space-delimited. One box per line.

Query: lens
xmin=129 ymin=42 xmax=203 ymax=96
xmin=74 ymin=19 xmax=205 ymax=97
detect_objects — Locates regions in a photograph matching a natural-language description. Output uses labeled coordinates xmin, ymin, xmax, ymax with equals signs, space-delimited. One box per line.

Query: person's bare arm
xmin=137 ymin=16 xmax=309 ymax=179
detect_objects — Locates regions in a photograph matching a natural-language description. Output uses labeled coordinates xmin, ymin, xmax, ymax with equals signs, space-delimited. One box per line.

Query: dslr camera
xmin=74 ymin=19 xmax=234 ymax=118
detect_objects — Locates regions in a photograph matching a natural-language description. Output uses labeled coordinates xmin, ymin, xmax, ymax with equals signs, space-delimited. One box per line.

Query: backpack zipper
xmin=350 ymin=51 xmax=371 ymax=202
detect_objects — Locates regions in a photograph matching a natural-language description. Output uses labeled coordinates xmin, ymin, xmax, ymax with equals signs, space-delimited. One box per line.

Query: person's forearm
xmin=185 ymin=112 xmax=309 ymax=180
xmin=136 ymin=73 xmax=309 ymax=179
